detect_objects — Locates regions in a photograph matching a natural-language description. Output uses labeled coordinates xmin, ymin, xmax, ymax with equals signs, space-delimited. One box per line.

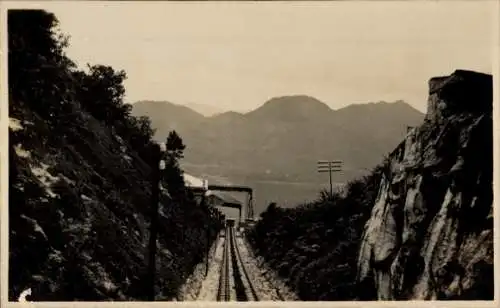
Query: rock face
xmin=357 ymin=70 xmax=493 ymax=300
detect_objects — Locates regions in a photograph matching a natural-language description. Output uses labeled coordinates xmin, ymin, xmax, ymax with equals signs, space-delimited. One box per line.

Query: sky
xmin=9 ymin=1 xmax=497 ymax=113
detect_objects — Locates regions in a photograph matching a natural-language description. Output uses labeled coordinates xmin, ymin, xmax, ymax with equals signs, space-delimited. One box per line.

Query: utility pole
xmin=202 ymin=180 xmax=210 ymax=277
xmin=199 ymin=190 xmax=211 ymax=277
xmin=317 ymin=160 xmax=343 ymax=196
xmin=147 ymin=142 xmax=164 ymax=301
xmin=247 ymin=194 xmax=254 ymax=221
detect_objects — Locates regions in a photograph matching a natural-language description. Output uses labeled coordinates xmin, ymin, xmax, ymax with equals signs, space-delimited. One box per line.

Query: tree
xmin=76 ymin=64 xmax=128 ymax=125
xmin=166 ymin=130 xmax=186 ymax=160
xmin=162 ymin=131 xmax=187 ymax=200
xmin=8 ymin=9 xmax=76 ymax=122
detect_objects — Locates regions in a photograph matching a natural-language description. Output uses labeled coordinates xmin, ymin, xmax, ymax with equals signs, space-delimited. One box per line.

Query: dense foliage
xmin=9 ymin=9 xmax=223 ymax=301
xmin=246 ymin=161 xmax=389 ymax=300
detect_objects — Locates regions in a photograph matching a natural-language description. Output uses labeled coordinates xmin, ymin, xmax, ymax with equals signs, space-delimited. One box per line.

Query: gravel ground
xmin=236 ymin=236 xmax=299 ymax=301
xmin=196 ymin=236 xmax=225 ymax=301
xmin=179 ymin=231 xmax=299 ymax=301
xmin=177 ymin=234 xmax=222 ymax=301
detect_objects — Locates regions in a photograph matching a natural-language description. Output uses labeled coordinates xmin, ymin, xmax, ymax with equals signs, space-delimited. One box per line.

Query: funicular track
xmin=216 ymin=227 xmax=231 ymax=301
xmin=231 ymin=228 xmax=259 ymax=301
xmin=216 ymin=225 xmax=260 ymax=301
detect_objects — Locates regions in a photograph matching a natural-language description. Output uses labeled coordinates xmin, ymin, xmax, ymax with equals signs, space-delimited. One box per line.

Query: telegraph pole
xmin=147 ymin=142 xmax=164 ymax=301
xmin=317 ymin=160 xmax=343 ymax=196
xmin=199 ymin=189 xmax=211 ymax=277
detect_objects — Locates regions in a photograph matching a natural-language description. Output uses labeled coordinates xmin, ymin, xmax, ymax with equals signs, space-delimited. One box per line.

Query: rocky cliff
xmin=357 ymin=70 xmax=494 ymax=300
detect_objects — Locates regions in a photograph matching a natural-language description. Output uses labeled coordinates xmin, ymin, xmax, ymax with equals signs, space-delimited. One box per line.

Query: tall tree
xmin=8 ymin=9 xmax=75 ymax=123
xmin=76 ymin=64 xmax=128 ymax=125
xmin=163 ymin=131 xmax=187 ymax=200
xmin=166 ymin=130 xmax=186 ymax=160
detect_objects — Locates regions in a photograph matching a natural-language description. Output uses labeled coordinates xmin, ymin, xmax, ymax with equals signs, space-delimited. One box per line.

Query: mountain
xmin=184 ymin=102 xmax=225 ymax=117
xmin=245 ymin=95 xmax=333 ymax=122
xmin=131 ymin=96 xmax=425 ymax=212
xmin=130 ymin=100 xmax=205 ymax=140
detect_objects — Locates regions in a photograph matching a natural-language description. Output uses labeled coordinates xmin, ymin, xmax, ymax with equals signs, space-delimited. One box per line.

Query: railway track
xmin=231 ymin=228 xmax=259 ymax=301
xmin=216 ymin=228 xmax=231 ymax=301
xmin=216 ymin=225 xmax=260 ymax=301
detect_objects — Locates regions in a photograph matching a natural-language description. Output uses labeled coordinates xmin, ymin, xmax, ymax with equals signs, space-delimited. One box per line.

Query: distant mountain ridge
xmin=184 ymin=102 xmax=226 ymax=117
xmin=131 ymin=96 xmax=425 ymax=211
xmin=245 ymin=95 xmax=333 ymax=122
xmin=131 ymin=100 xmax=205 ymax=137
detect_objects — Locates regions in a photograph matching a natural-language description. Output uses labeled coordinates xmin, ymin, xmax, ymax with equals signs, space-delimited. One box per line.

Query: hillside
xmin=132 ymin=96 xmax=424 ymax=212
xmin=246 ymin=69 xmax=493 ymax=300
xmin=8 ymin=10 xmax=223 ymax=301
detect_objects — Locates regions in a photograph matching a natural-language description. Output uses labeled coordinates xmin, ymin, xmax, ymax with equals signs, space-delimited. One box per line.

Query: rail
xmin=216 ymin=229 xmax=230 ymax=301
xmin=216 ymin=225 xmax=260 ymax=301
xmin=232 ymin=228 xmax=259 ymax=301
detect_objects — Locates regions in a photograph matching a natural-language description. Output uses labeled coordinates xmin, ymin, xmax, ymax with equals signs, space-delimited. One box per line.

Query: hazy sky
xmin=10 ymin=1 xmax=497 ymax=113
